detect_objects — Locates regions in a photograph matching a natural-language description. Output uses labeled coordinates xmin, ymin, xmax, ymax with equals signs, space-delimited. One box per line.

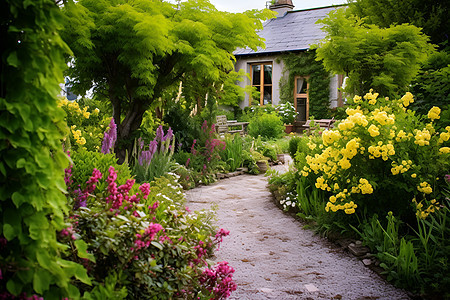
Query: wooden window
xmin=250 ymin=62 xmax=272 ymax=106
xmin=294 ymin=76 xmax=309 ymax=122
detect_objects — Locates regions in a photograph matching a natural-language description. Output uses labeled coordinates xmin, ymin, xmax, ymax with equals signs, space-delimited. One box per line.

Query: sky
xmin=211 ymin=0 xmax=348 ymax=13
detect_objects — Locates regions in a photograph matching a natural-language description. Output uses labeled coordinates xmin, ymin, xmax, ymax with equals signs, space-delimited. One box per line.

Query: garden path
xmin=185 ymin=158 xmax=411 ymax=300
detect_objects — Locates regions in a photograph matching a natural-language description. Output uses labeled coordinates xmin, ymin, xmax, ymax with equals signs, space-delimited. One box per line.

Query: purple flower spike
xmin=101 ymin=118 xmax=117 ymax=154
xmin=164 ymin=127 xmax=173 ymax=142
xmin=156 ymin=125 xmax=164 ymax=142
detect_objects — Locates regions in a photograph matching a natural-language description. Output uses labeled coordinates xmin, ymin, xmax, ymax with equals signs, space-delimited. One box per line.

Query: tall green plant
xmin=1 ymin=0 xmax=90 ymax=297
xmin=220 ymin=134 xmax=244 ymax=172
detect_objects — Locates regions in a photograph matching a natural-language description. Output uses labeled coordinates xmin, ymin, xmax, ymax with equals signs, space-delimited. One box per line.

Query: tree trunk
xmin=115 ymin=99 xmax=150 ymax=164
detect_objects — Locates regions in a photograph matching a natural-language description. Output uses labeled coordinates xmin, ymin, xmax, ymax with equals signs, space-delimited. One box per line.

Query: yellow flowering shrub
xmin=59 ymin=98 xmax=110 ymax=152
xmin=301 ymin=90 xmax=450 ymax=216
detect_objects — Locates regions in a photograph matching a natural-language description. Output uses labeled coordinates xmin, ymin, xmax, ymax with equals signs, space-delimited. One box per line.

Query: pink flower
xmin=139 ymin=183 xmax=151 ymax=199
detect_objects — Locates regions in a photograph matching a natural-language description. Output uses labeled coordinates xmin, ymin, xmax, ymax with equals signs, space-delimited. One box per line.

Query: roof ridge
xmin=286 ymin=4 xmax=347 ymax=14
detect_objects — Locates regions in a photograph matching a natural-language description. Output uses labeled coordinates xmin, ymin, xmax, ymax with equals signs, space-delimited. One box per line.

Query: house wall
xmin=235 ymin=55 xmax=341 ymax=110
xmin=329 ymin=74 xmax=340 ymax=109
xmin=234 ymin=55 xmax=285 ymax=109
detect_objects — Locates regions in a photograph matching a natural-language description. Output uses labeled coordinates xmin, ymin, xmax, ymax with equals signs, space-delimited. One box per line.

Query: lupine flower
xmin=164 ymin=127 xmax=173 ymax=142
xmin=156 ymin=125 xmax=164 ymax=142
xmin=101 ymin=118 xmax=117 ymax=154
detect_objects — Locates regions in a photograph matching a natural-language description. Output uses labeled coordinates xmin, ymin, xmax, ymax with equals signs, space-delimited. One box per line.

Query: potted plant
xmin=276 ymin=102 xmax=297 ymax=133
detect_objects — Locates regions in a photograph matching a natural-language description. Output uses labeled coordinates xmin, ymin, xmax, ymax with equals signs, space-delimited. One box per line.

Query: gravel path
xmin=185 ymin=160 xmax=410 ymax=300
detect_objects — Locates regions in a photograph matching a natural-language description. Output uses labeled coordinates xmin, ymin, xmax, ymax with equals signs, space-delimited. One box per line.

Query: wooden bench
xmin=301 ymin=118 xmax=335 ymax=134
xmin=216 ymin=115 xmax=249 ymax=135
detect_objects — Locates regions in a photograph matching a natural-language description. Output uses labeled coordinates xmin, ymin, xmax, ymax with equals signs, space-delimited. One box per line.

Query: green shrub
xmin=289 ymin=136 xmax=303 ymax=158
xmin=216 ymin=109 xmax=235 ymax=122
xmin=248 ymin=112 xmax=285 ymax=140
xmin=70 ymin=149 xmax=132 ymax=191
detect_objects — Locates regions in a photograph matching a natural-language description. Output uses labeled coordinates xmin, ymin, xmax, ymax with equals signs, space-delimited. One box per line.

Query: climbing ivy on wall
xmin=0 ymin=1 xmax=90 ymax=298
xmin=278 ymin=50 xmax=331 ymax=119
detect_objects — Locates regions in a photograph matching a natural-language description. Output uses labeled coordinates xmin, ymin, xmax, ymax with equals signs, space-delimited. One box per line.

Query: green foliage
xmin=61 ymin=0 xmax=273 ymax=161
xmin=164 ymin=101 xmax=201 ymax=152
xmin=288 ymin=136 xmax=303 ymax=159
xmin=278 ymin=51 xmax=331 ymax=119
xmin=248 ymin=112 xmax=285 ymax=140
xmin=315 ymin=8 xmax=435 ymax=98
xmin=70 ymin=149 xmax=132 ymax=191
xmin=220 ymin=134 xmax=244 ymax=172
xmin=410 ymin=51 xmax=450 ymax=117
xmin=0 ymin=0 xmax=89 ymax=297
xmin=216 ymin=109 xmax=236 ymax=122
xmin=348 ymin=0 xmax=449 ymax=47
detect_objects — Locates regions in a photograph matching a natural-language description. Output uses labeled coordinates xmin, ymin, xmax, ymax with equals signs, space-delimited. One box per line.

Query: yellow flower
xmin=439 ymin=147 xmax=450 ymax=154
xmin=338 ymin=158 xmax=351 ymax=170
xmin=353 ymin=95 xmax=362 ymax=103
xmin=417 ymin=181 xmax=432 ymax=194
xmin=411 ymin=173 xmax=417 ymax=178
xmin=440 ymin=132 xmax=450 ymax=142
xmin=368 ymin=124 xmax=380 ymax=137
xmin=401 ymin=92 xmax=414 ymax=107
xmin=76 ymin=137 xmax=86 ymax=145
xmin=427 ymin=106 xmax=441 ymax=120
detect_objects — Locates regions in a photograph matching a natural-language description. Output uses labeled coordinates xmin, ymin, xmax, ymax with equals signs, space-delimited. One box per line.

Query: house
xmin=234 ymin=0 xmax=345 ymax=126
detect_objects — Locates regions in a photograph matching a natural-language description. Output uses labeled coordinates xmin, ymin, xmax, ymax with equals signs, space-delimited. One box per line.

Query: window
xmin=250 ymin=63 xmax=272 ymax=106
xmin=294 ymin=76 xmax=309 ymax=122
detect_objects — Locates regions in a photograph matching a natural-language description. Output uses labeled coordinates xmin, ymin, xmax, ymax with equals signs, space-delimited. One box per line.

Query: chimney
xmin=269 ymin=0 xmax=295 ymax=17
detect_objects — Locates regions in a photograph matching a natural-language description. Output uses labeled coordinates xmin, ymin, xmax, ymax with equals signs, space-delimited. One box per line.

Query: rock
xmin=304 ymin=284 xmax=319 ymax=292
xmin=348 ymin=244 xmax=370 ymax=257
xmin=362 ymin=259 xmax=372 ymax=266
xmin=261 ymin=288 xmax=273 ymax=293
xmin=355 ymin=240 xmax=362 ymax=246
xmin=336 ymin=239 xmax=353 ymax=248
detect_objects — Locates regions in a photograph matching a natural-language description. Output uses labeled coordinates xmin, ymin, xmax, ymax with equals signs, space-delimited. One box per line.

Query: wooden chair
xmin=216 ymin=115 xmax=229 ymax=134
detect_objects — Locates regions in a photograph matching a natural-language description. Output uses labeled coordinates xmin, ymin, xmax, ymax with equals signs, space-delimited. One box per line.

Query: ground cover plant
xmin=269 ymin=91 xmax=450 ymax=297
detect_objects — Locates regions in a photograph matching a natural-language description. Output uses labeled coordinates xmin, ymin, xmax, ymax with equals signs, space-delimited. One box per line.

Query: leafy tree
xmin=315 ymin=8 xmax=435 ymax=98
xmin=62 ymin=0 xmax=273 ymax=162
xmin=410 ymin=51 xmax=450 ymax=118
xmin=348 ymin=0 xmax=449 ymax=48
xmin=0 ymin=0 xmax=90 ymax=298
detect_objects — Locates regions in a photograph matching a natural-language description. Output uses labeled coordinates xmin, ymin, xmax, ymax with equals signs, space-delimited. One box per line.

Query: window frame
xmin=250 ymin=62 xmax=273 ymax=106
xmin=294 ymin=75 xmax=310 ymax=122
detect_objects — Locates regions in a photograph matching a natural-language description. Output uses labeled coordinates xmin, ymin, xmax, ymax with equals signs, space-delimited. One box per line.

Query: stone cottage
xmin=234 ymin=0 xmax=345 ymax=124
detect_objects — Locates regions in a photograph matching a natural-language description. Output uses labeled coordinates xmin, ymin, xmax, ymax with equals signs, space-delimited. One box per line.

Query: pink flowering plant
xmin=186 ymin=121 xmax=226 ymax=185
xmin=62 ymin=167 xmax=236 ymax=298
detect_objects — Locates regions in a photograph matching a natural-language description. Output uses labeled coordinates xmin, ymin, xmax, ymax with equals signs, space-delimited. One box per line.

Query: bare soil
xmin=185 ymin=160 xmax=411 ymax=300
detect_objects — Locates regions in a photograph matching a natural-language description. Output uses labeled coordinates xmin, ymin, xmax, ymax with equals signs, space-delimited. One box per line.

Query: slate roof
xmin=234 ymin=6 xmax=340 ymax=56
